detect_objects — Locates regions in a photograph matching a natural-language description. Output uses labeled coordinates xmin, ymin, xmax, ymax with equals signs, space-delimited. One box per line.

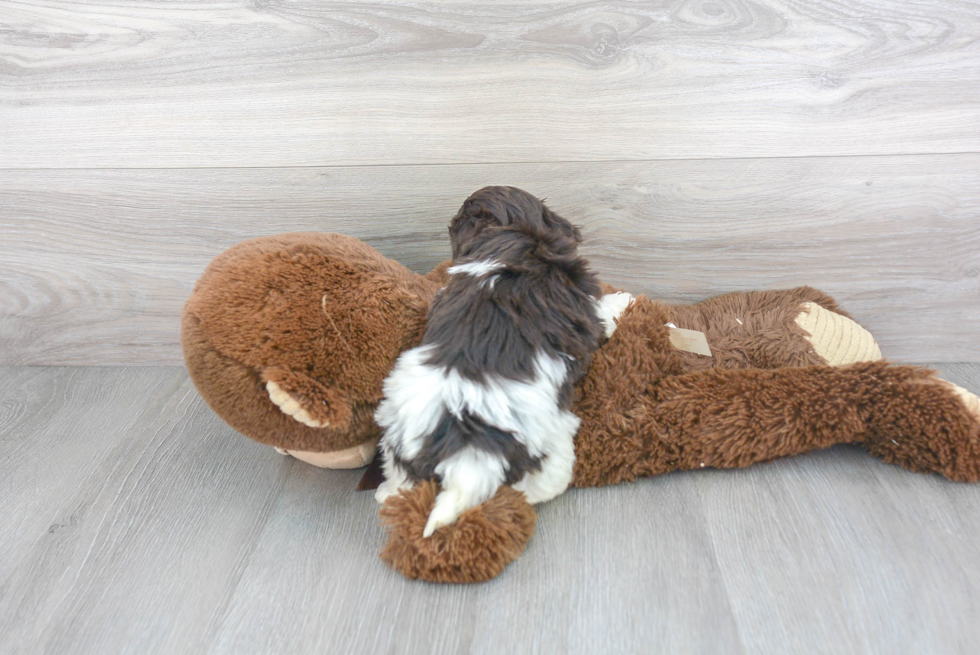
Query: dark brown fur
xmin=393 ymin=413 xmax=541 ymax=485
xmin=425 ymin=225 xmax=603 ymax=387
xmin=449 ymin=186 xmax=583 ymax=259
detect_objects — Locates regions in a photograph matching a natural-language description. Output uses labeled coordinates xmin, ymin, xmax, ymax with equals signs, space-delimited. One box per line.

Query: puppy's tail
xmin=423 ymin=445 xmax=508 ymax=538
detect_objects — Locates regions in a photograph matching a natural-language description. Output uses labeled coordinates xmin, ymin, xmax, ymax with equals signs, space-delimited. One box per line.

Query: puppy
xmin=375 ymin=188 xmax=632 ymax=537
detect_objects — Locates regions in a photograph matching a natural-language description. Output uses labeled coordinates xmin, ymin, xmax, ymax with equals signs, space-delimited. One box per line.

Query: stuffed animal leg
xmin=572 ymin=294 xmax=980 ymax=486
xmin=640 ymin=362 xmax=980 ymax=482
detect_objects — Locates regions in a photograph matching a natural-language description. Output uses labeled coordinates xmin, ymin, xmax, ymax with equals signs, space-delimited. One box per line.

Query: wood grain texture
xmin=0 ymin=367 xmax=294 ymax=653
xmin=0 ymin=364 xmax=978 ymax=654
xmin=2 ymin=154 xmax=979 ymax=365
xmin=0 ymin=367 xmax=184 ymax=586
xmin=2 ymin=0 xmax=979 ymax=168
xmin=697 ymin=444 xmax=980 ymax=655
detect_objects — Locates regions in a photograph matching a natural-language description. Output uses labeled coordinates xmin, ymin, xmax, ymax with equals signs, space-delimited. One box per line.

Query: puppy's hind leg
xmin=513 ymin=411 xmax=578 ymax=504
xmin=374 ymin=447 xmax=414 ymax=504
xmin=424 ymin=447 xmax=507 ymax=538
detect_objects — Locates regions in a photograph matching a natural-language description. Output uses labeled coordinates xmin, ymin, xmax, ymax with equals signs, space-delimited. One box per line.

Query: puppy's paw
xmin=596 ymin=292 xmax=635 ymax=339
xmin=422 ymin=505 xmax=458 ymax=538
xmin=423 ymin=490 xmax=465 ymax=537
xmin=512 ymin=478 xmax=561 ymax=505
xmin=376 ymin=478 xmax=413 ymax=504
xmin=375 ymin=480 xmax=398 ymax=504
xmin=266 ymin=380 xmax=330 ymax=428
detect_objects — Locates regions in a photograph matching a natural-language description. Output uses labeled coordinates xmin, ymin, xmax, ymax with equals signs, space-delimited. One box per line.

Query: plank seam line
xmin=3 ymin=150 xmax=980 ymax=172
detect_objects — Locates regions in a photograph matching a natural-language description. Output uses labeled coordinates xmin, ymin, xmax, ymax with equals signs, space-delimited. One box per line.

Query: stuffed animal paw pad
xmin=795 ymin=302 xmax=882 ymax=365
xmin=266 ymin=381 xmax=329 ymax=428
xmin=262 ymin=365 xmax=353 ymax=430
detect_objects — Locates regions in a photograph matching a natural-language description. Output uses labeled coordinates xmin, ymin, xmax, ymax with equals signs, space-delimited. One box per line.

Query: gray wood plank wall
xmin=3 ymin=0 xmax=980 ymax=167
xmin=1 ymin=0 xmax=979 ymax=364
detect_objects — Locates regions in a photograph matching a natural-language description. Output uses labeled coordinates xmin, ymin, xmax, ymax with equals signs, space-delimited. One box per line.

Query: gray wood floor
xmin=2 ymin=363 xmax=979 ymax=655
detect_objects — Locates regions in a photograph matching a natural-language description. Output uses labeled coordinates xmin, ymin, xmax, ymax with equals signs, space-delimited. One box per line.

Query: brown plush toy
xmin=182 ymin=232 xmax=980 ymax=583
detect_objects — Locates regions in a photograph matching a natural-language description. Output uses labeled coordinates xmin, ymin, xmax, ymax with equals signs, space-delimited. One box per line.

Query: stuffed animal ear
xmin=262 ymin=366 xmax=352 ymax=430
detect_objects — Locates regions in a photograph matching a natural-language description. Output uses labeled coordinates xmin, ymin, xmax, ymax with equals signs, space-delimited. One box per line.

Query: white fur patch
xmin=375 ymin=347 xmax=573 ymax=460
xmin=374 ymin=443 xmax=414 ymax=504
xmin=424 ymin=447 xmax=509 ymax=536
xmin=447 ymin=259 xmax=503 ymax=277
xmin=595 ymin=292 xmax=635 ymax=339
xmin=374 ymin=347 xmax=581 ymax=526
xmin=512 ymin=410 xmax=578 ymax=504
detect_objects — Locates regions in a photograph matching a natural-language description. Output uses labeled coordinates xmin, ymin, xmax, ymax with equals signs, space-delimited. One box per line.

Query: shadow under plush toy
xmin=182 ymin=220 xmax=980 ymax=584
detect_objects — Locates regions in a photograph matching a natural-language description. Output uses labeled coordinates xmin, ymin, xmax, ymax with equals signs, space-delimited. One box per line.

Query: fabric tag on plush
xmin=668 ymin=327 xmax=713 ymax=357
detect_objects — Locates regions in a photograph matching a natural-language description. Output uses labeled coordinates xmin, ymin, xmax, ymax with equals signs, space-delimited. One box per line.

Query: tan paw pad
xmin=943 ymin=381 xmax=980 ymax=422
xmin=795 ymin=302 xmax=882 ymax=366
xmin=266 ymin=380 xmax=330 ymax=428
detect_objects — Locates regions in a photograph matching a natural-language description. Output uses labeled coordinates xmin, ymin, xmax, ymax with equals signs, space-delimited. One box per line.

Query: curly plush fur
xmin=379 ymin=481 xmax=537 ymax=583
xmin=182 ymin=233 xmax=980 ymax=584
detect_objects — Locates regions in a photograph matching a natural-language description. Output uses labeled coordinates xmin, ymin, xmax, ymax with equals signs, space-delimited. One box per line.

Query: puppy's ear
xmin=449 ymin=195 xmax=502 ymax=259
xmin=449 ymin=206 xmax=482 ymax=259
xmin=541 ymin=205 xmax=583 ymax=244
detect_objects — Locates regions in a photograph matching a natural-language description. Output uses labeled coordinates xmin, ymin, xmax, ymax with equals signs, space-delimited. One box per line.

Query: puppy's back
xmin=424 ymin=224 xmax=603 ymax=392
xmin=376 ymin=223 xmax=604 ymax=536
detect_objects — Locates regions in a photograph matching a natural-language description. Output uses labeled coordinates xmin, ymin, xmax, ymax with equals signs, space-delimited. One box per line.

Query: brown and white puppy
xmin=375 ymin=188 xmax=632 ymax=536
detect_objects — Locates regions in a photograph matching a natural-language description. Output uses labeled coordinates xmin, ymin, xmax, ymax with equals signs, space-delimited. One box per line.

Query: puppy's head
xmin=449 ymin=186 xmax=582 ymax=259
xmin=458 ymin=224 xmax=601 ymax=300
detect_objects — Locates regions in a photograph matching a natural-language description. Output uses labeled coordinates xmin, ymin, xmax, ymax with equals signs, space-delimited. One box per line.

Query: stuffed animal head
xmin=182 ymin=232 xmax=445 ymax=458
